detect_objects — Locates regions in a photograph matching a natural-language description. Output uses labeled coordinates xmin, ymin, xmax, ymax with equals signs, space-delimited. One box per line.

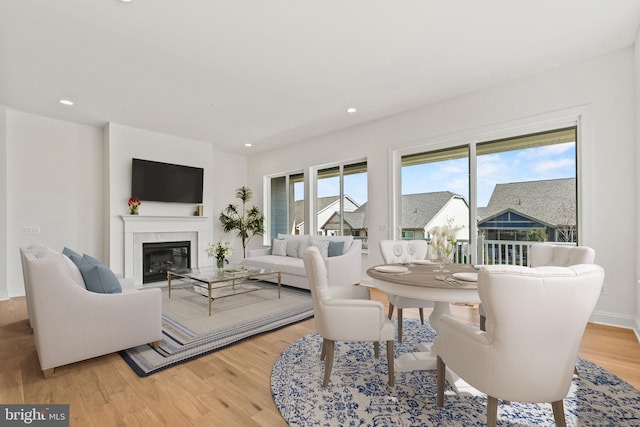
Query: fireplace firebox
xmin=142 ymin=241 xmax=191 ymax=284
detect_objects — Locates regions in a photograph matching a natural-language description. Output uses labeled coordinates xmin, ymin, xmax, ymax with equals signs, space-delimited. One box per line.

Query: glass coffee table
xmin=167 ymin=265 xmax=281 ymax=316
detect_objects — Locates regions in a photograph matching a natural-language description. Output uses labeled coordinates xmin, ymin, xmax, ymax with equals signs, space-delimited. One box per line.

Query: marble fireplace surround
xmin=121 ymin=215 xmax=211 ymax=286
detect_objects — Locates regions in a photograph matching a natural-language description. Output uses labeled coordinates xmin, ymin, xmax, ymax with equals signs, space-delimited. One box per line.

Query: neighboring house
xmin=401 ymin=191 xmax=469 ymax=241
xmin=295 ymin=195 xmax=360 ymax=235
xmin=478 ymin=178 xmax=576 ymax=242
xmin=323 ymin=191 xmax=470 ymax=242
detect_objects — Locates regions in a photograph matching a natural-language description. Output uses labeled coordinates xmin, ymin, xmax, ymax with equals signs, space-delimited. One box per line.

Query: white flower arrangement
xmin=429 ymin=219 xmax=463 ymax=263
xmin=206 ymin=241 xmax=232 ymax=265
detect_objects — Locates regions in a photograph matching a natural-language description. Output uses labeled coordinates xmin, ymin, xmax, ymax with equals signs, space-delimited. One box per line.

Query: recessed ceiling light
xmin=119 ymin=0 xmax=133 ymax=3
xmin=59 ymin=99 xmax=74 ymax=106
xmin=244 ymin=143 xmax=253 ymax=147
xmin=346 ymin=107 xmax=357 ymax=114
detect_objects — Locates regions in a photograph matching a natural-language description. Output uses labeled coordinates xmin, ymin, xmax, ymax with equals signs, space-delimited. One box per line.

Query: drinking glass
xmin=393 ymin=243 xmax=404 ymax=264
xmin=406 ymin=243 xmax=416 ymax=265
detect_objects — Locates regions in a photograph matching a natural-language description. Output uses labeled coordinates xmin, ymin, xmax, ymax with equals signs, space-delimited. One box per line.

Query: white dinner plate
xmin=413 ymin=260 xmax=436 ymax=265
xmin=375 ymin=265 xmax=409 ymax=273
xmin=453 ymin=272 xmax=478 ymax=282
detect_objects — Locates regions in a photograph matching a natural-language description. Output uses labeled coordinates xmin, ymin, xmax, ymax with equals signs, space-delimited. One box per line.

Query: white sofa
xmin=21 ymin=245 xmax=162 ymax=377
xmin=244 ymin=234 xmax=362 ymax=290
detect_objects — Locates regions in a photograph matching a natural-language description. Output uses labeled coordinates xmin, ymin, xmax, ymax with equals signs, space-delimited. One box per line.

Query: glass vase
xmin=216 ymin=258 xmax=224 ymax=269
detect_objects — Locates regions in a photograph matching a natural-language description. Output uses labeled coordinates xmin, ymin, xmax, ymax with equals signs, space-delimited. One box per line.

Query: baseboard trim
xmin=590 ymin=309 xmax=639 ymax=339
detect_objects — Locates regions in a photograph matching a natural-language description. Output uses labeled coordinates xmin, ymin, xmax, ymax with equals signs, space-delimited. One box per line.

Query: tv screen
xmin=131 ymin=158 xmax=204 ymax=203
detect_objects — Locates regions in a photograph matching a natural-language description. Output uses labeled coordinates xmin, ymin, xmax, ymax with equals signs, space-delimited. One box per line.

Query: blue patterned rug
xmin=121 ymin=285 xmax=313 ymax=376
xmin=272 ymin=318 xmax=640 ymax=426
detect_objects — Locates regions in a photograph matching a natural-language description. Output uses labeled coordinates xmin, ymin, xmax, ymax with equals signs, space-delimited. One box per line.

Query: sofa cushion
xmin=328 ymin=241 xmax=345 ymax=257
xmin=277 ymin=234 xmax=309 ymax=258
xmin=272 ymin=239 xmax=287 ymax=257
xmin=273 ymin=256 xmax=307 ymax=276
xmin=243 ymin=255 xmax=306 ymax=276
xmin=310 ymin=237 xmax=330 ymax=259
xmin=286 ymin=239 xmax=299 ymax=257
xmin=62 ymin=247 xmax=83 ymax=266
xmin=62 ymin=255 xmax=86 ymax=288
xmin=78 ymin=254 xmax=122 ymax=294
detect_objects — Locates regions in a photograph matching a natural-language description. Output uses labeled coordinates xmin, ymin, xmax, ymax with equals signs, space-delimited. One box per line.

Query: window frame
xmin=390 ymin=106 xmax=593 ymax=263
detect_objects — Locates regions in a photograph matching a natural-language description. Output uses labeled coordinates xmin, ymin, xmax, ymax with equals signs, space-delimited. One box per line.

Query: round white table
xmin=367 ymin=263 xmax=480 ymax=373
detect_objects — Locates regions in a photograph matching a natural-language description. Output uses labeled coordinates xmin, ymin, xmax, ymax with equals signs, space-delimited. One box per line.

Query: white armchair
xmin=435 ymin=263 xmax=605 ymax=427
xmin=24 ymin=250 xmax=162 ymax=378
xmin=303 ymin=246 xmax=395 ymax=387
xmin=479 ymin=243 xmax=596 ymax=330
xmin=380 ymin=240 xmax=433 ymax=342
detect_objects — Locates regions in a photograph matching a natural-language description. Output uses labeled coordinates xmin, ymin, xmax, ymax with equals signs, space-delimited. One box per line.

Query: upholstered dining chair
xmin=479 ymin=243 xmax=596 ymax=330
xmin=379 ymin=240 xmax=433 ymax=342
xmin=435 ymin=263 xmax=605 ymax=427
xmin=303 ymin=246 xmax=395 ymax=387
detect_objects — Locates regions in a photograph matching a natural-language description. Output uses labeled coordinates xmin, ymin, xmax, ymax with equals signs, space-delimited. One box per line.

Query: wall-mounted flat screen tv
xmin=131 ymin=158 xmax=204 ymax=203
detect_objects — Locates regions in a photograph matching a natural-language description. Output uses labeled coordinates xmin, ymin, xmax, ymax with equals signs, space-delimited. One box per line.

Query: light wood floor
xmin=2 ymin=288 xmax=639 ymax=426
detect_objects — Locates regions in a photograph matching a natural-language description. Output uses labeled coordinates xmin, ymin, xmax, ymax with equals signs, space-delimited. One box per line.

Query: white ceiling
xmin=1 ymin=1 xmax=640 ymax=155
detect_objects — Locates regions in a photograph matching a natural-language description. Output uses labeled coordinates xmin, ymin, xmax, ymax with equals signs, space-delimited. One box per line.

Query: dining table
xmin=367 ymin=261 xmax=481 ymax=393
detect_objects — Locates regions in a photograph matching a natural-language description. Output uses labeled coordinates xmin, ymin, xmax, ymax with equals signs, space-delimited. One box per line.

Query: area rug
xmin=272 ymin=318 xmax=640 ymax=426
xmin=121 ymin=283 xmax=313 ymax=376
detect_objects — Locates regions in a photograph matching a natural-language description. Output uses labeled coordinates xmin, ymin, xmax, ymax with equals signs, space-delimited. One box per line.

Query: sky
xmin=300 ymin=141 xmax=576 ymax=208
xmin=402 ymin=142 xmax=576 ymax=207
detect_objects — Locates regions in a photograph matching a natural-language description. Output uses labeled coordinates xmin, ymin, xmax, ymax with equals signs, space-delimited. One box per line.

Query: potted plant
xmin=219 ymin=186 xmax=265 ymax=258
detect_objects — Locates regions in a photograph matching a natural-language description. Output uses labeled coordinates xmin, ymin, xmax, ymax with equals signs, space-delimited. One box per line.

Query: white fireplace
xmin=121 ymin=215 xmax=211 ymax=286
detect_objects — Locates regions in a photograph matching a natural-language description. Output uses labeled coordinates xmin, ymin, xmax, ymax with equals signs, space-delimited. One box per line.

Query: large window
xmin=399 ymin=126 xmax=577 ymax=265
xmin=316 ymin=160 xmax=368 ymax=248
xmin=269 ymin=172 xmax=304 ymax=240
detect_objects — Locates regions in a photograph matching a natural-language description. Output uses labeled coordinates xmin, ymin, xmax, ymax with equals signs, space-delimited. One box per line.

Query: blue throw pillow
xmin=328 ymin=241 xmax=345 ymax=257
xmin=78 ymin=254 xmax=122 ymax=294
xmin=62 ymin=247 xmax=82 ymax=266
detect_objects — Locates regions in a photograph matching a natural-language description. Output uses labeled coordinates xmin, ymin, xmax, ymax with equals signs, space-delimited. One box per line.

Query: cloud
xmin=534 ymin=158 xmax=575 ymax=173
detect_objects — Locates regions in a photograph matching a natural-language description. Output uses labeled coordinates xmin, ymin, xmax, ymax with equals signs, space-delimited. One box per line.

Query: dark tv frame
xmin=131 ymin=158 xmax=204 ymax=204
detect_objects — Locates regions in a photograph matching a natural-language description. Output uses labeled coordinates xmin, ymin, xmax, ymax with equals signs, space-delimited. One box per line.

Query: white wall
xmin=0 ymin=107 xmax=8 ymax=300
xmin=247 ymin=47 xmax=637 ymax=329
xmin=105 ymin=123 xmax=248 ymax=275
xmin=635 ymin=30 xmax=640 ymax=336
xmin=0 ymin=114 xmax=248 ymax=299
xmin=5 ymin=110 xmax=105 ymax=297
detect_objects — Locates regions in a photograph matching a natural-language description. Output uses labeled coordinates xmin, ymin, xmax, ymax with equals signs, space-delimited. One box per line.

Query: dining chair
xmin=303 ymin=246 xmax=395 ymax=387
xmin=435 ymin=263 xmax=605 ymax=427
xmin=479 ymin=243 xmax=595 ymax=330
xmin=379 ymin=240 xmax=433 ymax=342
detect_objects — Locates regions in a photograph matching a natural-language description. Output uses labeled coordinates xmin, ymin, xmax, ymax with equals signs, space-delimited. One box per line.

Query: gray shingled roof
xmin=402 ymin=191 xmax=465 ymax=229
xmin=323 ymin=192 xmax=462 ymax=231
xmin=293 ymin=196 xmax=339 ymax=226
xmin=480 ymin=178 xmax=576 ymax=225
xmin=342 ymin=211 xmax=367 ymax=229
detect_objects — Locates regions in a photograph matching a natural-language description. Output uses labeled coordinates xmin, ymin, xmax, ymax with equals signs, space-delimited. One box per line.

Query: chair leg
xmin=419 ymin=308 xmax=424 ymax=325
xmin=43 ymin=368 xmax=54 ymax=379
xmin=480 ymin=314 xmax=486 ymax=331
xmin=320 ymin=338 xmax=327 ymax=361
xmin=386 ymin=340 xmax=395 ymax=387
xmin=552 ymin=400 xmax=567 ymax=427
xmin=387 ymin=303 xmax=394 ymax=320
xmin=397 ymin=308 xmax=403 ymax=343
xmin=486 ymin=396 xmax=498 ymax=427
xmin=152 ymin=340 xmax=161 ymax=349
xmin=322 ymin=340 xmax=335 ymax=387
xmin=436 ymin=356 xmax=445 ymax=407
xmin=374 ymin=341 xmax=379 ymax=358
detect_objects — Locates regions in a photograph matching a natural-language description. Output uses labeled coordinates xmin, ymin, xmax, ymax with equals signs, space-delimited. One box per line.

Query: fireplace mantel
xmin=122 ymin=215 xmax=210 ymax=231
xmin=121 ymin=215 xmax=212 ymax=286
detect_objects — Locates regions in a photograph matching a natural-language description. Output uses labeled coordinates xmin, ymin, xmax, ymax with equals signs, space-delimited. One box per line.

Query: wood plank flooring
xmin=1 ymin=288 xmax=639 ymax=426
